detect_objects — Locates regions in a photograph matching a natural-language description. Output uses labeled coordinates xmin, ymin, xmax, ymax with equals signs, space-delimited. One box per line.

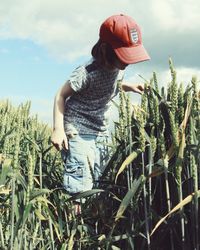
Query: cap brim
xmin=114 ymin=44 xmax=150 ymax=64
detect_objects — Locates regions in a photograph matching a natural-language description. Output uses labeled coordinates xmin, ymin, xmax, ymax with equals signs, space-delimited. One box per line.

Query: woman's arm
xmin=51 ymin=81 xmax=75 ymax=151
xmin=121 ymin=82 xmax=144 ymax=94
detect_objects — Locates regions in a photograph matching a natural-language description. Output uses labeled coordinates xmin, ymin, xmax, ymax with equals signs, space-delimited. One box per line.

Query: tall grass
xmin=0 ymin=59 xmax=199 ymax=249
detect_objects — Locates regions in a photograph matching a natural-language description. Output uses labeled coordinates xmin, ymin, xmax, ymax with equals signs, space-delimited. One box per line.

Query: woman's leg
xmin=62 ymin=134 xmax=96 ymax=194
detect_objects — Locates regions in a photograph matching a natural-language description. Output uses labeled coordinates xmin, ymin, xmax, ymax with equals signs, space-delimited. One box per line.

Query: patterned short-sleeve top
xmin=64 ymin=59 xmax=123 ymax=135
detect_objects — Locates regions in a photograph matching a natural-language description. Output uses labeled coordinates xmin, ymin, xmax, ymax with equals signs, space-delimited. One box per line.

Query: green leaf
xmin=0 ymin=185 xmax=11 ymax=194
xmin=35 ymin=196 xmax=55 ymax=208
xmin=151 ymin=87 xmax=162 ymax=101
xmin=24 ymin=135 xmax=41 ymax=152
xmin=46 ymin=207 xmax=61 ymax=242
xmin=0 ymin=164 xmax=12 ymax=185
xmin=15 ymin=171 xmax=27 ymax=190
xmin=115 ymin=175 xmax=146 ymax=221
xmin=151 ymin=190 xmax=200 ymax=236
xmin=35 ymin=209 xmax=47 ymax=220
xmin=29 ymin=188 xmax=51 ymax=201
xmin=66 ymin=189 xmax=105 ymax=201
xmin=22 ymin=203 xmax=33 ymax=227
xmin=111 ymin=245 xmax=121 ymax=250
xmin=60 ymin=243 xmax=67 ymax=250
xmin=115 ymin=149 xmax=141 ymax=183
xmin=67 ymin=221 xmax=77 ymax=250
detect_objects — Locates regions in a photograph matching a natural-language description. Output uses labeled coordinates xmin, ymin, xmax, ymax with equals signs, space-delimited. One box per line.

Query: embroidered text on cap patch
xmin=130 ymin=29 xmax=138 ymax=43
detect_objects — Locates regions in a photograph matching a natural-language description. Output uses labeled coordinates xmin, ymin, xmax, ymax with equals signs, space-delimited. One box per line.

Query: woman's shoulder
xmin=85 ymin=59 xmax=100 ymax=73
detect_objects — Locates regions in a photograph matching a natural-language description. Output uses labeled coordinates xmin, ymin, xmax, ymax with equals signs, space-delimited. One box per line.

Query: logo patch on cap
xmin=130 ymin=29 xmax=138 ymax=43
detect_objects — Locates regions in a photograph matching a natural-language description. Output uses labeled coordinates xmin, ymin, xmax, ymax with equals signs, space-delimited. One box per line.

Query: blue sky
xmin=0 ymin=38 xmax=84 ymax=122
xmin=0 ymin=38 xmax=88 ymax=122
xmin=0 ymin=0 xmax=200 ymax=125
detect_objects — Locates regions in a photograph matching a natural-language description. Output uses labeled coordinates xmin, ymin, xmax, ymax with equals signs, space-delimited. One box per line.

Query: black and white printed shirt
xmin=64 ymin=59 xmax=124 ymax=135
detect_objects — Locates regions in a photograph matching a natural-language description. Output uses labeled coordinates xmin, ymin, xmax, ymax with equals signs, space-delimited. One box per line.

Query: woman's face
xmin=101 ymin=42 xmax=129 ymax=70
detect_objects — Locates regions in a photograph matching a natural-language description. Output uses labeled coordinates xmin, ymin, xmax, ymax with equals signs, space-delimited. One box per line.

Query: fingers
xmin=51 ymin=137 xmax=68 ymax=151
xmin=51 ymin=135 xmax=63 ymax=151
xmin=138 ymin=84 xmax=145 ymax=91
xmin=135 ymin=85 xmax=143 ymax=94
xmin=136 ymin=90 xmax=143 ymax=95
xmin=51 ymin=129 xmax=68 ymax=151
xmin=63 ymin=137 xmax=68 ymax=150
xmin=51 ymin=140 xmax=62 ymax=151
xmin=136 ymin=84 xmax=145 ymax=94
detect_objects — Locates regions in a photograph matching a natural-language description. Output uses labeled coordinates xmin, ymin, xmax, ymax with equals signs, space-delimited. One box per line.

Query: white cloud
xmin=151 ymin=0 xmax=200 ymax=32
xmin=0 ymin=0 xmax=199 ymax=61
xmin=158 ymin=67 xmax=200 ymax=89
xmin=0 ymin=0 xmax=131 ymax=60
xmin=127 ymin=66 xmax=200 ymax=90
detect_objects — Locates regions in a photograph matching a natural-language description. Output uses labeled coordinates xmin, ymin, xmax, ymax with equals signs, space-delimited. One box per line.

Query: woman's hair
xmin=91 ymin=39 xmax=118 ymax=66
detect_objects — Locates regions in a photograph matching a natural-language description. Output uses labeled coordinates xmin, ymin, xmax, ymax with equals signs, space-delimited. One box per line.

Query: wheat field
xmin=0 ymin=59 xmax=199 ymax=250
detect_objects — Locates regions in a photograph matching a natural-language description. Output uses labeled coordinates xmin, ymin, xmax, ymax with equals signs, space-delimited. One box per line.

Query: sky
xmin=0 ymin=0 xmax=200 ymax=126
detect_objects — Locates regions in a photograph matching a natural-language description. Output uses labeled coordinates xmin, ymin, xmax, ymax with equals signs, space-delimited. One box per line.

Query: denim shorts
xmin=61 ymin=134 xmax=108 ymax=194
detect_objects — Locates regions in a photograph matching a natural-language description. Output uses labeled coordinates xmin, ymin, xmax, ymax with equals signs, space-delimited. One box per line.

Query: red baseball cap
xmin=100 ymin=14 xmax=150 ymax=64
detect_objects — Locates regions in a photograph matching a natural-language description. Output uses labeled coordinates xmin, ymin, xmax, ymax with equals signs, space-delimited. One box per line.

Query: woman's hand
xmin=121 ymin=82 xmax=145 ymax=94
xmin=51 ymin=129 xmax=68 ymax=151
xmin=130 ymin=83 xmax=145 ymax=94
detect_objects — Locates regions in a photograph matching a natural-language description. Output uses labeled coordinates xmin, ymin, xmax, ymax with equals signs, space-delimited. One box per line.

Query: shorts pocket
xmin=64 ymin=157 xmax=84 ymax=177
xmin=63 ymin=156 xmax=85 ymax=193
